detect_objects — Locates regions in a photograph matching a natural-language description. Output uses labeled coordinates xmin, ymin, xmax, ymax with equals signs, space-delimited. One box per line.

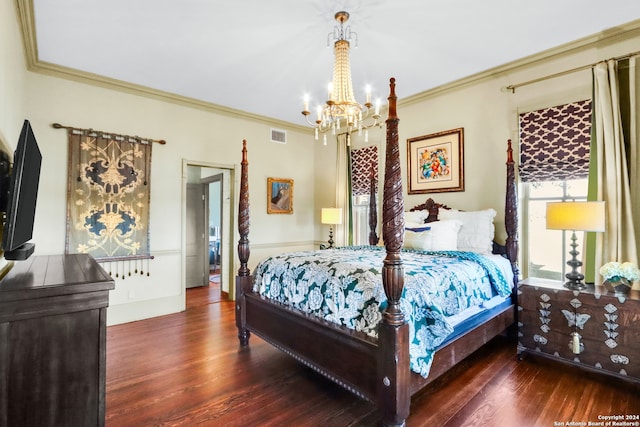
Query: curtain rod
xmin=51 ymin=122 xmax=167 ymax=145
xmin=503 ymin=50 xmax=640 ymax=93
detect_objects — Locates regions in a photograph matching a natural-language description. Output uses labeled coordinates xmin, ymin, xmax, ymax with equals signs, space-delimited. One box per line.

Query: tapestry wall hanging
xmin=60 ymin=124 xmax=164 ymax=275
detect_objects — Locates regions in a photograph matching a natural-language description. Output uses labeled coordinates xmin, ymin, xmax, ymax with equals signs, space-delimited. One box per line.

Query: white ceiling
xmin=31 ymin=1 xmax=640 ymax=126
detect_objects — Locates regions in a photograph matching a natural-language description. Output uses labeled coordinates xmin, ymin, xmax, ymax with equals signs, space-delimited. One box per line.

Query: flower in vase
xmin=599 ymin=261 xmax=640 ymax=282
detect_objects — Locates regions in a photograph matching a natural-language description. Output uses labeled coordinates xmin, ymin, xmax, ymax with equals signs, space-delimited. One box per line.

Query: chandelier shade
xmin=302 ymin=11 xmax=381 ymax=144
xmin=331 ymin=39 xmax=358 ymax=107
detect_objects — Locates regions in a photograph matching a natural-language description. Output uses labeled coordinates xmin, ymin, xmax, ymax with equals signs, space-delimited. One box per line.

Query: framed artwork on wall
xmin=267 ymin=177 xmax=294 ymax=214
xmin=407 ymin=127 xmax=464 ymax=194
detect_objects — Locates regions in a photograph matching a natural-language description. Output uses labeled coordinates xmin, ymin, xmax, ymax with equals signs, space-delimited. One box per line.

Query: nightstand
xmin=518 ymin=277 xmax=640 ymax=383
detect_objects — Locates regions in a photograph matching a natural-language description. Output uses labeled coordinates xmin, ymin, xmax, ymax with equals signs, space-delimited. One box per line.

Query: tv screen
xmin=2 ymin=120 xmax=42 ymax=260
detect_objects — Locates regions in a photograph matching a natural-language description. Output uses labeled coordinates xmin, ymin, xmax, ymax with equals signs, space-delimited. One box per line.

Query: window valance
xmin=350 ymin=145 xmax=378 ymax=196
xmin=519 ymin=99 xmax=592 ymax=182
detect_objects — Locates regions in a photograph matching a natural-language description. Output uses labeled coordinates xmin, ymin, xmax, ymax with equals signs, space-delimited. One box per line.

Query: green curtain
xmin=334 ymin=133 xmax=352 ymax=246
xmin=586 ymin=58 xmax=639 ymax=288
xmin=583 ymin=98 xmax=598 ymax=283
xmin=346 ymin=135 xmax=354 ymax=245
xmin=585 ymin=77 xmax=598 ymax=283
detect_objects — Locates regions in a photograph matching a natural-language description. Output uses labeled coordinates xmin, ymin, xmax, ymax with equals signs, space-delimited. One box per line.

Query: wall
xmin=398 ymin=26 xmax=639 ymax=247
xmin=1 ymin=0 xmax=319 ymax=325
xmin=19 ymin=71 xmax=317 ymax=325
xmin=0 ymin=0 xmax=27 ymax=149
xmin=315 ymin=22 xmax=640 ymax=247
xmin=5 ymin=2 xmax=640 ymax=325
xmin=3 ymin=0 xmax=320 ymax=325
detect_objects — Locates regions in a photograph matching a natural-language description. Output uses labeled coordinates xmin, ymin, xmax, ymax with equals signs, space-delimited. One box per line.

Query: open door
xmin=185 ymin=183 xmax=208 ymax=288
xmin=206 ymin=175 xmax=223 ymax=280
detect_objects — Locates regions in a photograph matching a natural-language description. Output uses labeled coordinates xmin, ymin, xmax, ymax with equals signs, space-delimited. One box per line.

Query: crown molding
xmin=399 ymin=18 xmax=640 ymax=107
xmin=31 ymin=60 xmax=310 ymax=131
xmin=15 ymin=0 xmax=38 ymax=69
xmin=15 ymin=1 xmax=640 ymax=127
xmin=14 ymin=0 xmax=309 ymax=133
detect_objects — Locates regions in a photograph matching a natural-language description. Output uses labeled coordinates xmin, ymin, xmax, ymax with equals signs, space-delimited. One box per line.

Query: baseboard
xmin=107 ymin=295 xmax=183 ymax=326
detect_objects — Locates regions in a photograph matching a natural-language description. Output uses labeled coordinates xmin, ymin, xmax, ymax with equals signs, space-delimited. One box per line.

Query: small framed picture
xmin=267 ymin=177 xmax=293 ymax=214
xmin=407 ymin=127 xmax=464 ymax=194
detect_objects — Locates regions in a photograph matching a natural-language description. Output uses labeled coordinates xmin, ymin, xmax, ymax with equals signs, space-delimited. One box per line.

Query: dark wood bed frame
xmin=235 ymin=78 xmax=519 ymax=426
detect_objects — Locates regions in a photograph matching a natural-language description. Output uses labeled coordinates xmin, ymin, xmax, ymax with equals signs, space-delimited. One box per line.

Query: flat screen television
xmin=1 ymin=119 xmax=42 ymax=261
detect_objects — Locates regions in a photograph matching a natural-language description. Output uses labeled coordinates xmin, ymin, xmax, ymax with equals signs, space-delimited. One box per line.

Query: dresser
xmin=0 ymin=254 xmax=114 ymax=427
xmin=518 ymin=277 xmax=640 ymax=383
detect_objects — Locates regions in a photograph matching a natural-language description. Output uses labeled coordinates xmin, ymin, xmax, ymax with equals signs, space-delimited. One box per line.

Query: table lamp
xmin=546 ymin=201 xmax=605 ymax=290
xmin=321 ymin=208 xmax=342 ymax=248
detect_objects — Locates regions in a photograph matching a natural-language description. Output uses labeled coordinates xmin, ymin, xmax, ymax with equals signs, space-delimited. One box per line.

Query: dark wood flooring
xmin=187 ymin=278 xmax=222 ymax=307
xmin=105 ymin=285 xmax=640 ymax=426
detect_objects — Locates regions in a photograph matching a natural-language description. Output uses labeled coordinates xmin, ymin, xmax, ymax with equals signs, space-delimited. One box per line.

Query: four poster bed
xmin=235 ymin=78 xmax=519 ymax=426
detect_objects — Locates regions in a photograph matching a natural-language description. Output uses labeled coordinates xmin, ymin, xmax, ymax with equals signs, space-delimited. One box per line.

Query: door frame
xmin=181 ymin=159 xmax=238 ymax=310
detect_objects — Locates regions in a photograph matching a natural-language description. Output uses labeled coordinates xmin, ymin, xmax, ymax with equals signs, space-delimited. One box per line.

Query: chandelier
xmin=301 ymin=11 xmax=382 ymax=145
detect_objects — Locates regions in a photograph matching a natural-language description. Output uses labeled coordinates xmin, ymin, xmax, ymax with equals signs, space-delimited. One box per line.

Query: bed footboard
xmin=377 ymin=78 xmax=411 ymax=426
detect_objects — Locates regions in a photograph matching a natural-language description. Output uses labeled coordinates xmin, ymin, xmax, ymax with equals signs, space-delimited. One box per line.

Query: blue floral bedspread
xmin=252 ymin=245 xmax=511 ymax=378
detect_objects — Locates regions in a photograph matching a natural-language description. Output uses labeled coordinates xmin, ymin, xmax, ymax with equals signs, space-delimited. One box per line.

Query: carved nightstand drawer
xmin=518 ymin=277 xmax=640 ymax=383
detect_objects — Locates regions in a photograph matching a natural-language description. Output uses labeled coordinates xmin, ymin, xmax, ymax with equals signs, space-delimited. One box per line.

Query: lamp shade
xmin=321 ymin=208 xmax=343 ymax=225
xmin=546 ymin=201 xmax=605 ymax=232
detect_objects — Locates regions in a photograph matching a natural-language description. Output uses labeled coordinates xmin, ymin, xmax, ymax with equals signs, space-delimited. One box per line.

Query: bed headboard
xmin=407 ymin=198 xmax=508 ymax=257
xmin=369 ymin=140 xmax=519 ymax=280
xmin=408 ymin=198 xmax=450 ymax=223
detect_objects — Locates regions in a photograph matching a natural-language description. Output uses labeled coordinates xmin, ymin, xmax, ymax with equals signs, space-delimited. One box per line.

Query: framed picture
xmin=407 ymin=127 xmax=464 ymax=194
xmin=267 ymin=177 xmax=294 ymax=214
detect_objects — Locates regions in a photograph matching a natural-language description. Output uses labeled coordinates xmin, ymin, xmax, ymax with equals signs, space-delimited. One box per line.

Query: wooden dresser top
xmin=0 ymin=254 xmax=114 ymax=301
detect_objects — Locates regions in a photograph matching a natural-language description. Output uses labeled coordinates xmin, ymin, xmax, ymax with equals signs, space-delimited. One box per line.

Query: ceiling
xmin=30 ymin=1 xmax=640 ymax=127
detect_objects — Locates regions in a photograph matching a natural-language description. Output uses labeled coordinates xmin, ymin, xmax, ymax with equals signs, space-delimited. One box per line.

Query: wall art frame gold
xmin=267 ymin=177 xmax=294 ymax=214
xmin=407 ymin=127 xmax=464 ymax=194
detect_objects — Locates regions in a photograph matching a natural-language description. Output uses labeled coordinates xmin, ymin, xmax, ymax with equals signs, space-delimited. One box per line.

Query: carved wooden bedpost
xmin=377 ymin=78 xmax=410 ymax=427
xmin=236 ymin=139 xmax=251 ymax=346
xmin=505 ymin=139 xmax=519 ymax=286
xmin=369 ymin=161 xmax=379 ymax=246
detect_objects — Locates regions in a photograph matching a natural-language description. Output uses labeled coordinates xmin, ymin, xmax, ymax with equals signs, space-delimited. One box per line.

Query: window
xmin=518 ymin=99 xmax=592 ymax=280
xmin=522 ymin=179 xmax=588 ymax=280
xmin=350 ymin=145 xmax=378 ymax=246
xmin=352 ymin=194 xmax=371 ymax=245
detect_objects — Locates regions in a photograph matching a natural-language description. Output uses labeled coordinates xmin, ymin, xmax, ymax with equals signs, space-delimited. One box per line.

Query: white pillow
xmin=404 ymin=220 xmax=462 ymax=251
xmin=404 ymin=210 xmax=428 ymax=224
xmin=438 ymin=209 xmax=496 ymax=254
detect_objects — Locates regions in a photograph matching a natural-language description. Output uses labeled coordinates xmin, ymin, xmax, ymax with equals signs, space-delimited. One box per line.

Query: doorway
xmin=184 ymin=162 xmax=234 ymax=304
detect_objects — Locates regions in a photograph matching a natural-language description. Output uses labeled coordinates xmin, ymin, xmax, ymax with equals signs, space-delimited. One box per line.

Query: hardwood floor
xmin=187 ymin=281 xmax=222 ymax=307
xmin=106 ymin=287 xmax=640 ymax=426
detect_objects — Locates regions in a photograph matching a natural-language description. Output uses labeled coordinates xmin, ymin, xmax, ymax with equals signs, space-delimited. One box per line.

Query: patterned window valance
xmin=350 ymin=145 xmax=378 ymax=196
xmin=519 ymin=99 xmax=592 ymax=182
